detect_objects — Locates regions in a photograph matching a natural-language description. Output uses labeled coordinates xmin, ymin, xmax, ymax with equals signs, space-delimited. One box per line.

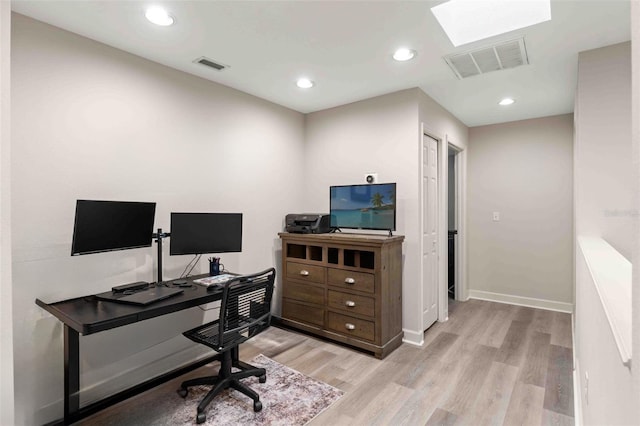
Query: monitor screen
xmin=170 ymin=212 xmax=243 ymax=255
xmin=71 ymin=200 xmax=156 ymax=256
xmin=330 ymin=183 xmax=396 ymax=231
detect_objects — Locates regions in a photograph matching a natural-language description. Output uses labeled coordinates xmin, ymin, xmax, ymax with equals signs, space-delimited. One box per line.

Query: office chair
xmin=177 ymin=268 xmax=276 ymax=424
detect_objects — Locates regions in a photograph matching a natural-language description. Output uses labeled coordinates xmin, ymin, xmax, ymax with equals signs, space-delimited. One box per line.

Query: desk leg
xmin=64 ymin=325 xmax=79 ymax=425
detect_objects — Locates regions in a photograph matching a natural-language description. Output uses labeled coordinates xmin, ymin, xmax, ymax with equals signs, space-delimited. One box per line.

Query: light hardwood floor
xmin=80 ymin=299 xmax=574 ymax=425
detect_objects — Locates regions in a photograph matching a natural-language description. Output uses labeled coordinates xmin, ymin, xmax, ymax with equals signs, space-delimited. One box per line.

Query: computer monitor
xmin=71 ymin=200 xmax=156 ymax=256
xmin=330 ymin=183 xmax=396 ymax=231
xmin=169 ymin=212 xmax=243 ymax=255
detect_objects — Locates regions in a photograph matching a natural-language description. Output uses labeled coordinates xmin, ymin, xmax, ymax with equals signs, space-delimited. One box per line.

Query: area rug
xmin=89 ymin=354 xmax=344 ymax=426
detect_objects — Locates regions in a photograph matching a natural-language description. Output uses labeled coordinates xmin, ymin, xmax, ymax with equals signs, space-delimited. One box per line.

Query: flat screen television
xmin=330 ymin=183 xmax=397 ymax=231
xmin=170 ymin=212 xmax=243 ymax=255
xmin=71 ymin=200 xmax=157 ymax=256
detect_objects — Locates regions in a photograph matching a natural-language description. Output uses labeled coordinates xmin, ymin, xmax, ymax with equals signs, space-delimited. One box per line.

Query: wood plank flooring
xmin=79 ymin=299 xmax=574 ymax=425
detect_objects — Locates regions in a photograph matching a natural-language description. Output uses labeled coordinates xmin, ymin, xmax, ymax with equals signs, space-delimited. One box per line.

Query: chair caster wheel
xmin=254 ymin=400 xmax=262 ymax=412
xmin=258 ymin=374 xmax=266 ymax=383
xmin=177 ymin=388 xmax=188 ymax=398
xmin=196 ymin=412 xmax=206 ymax=424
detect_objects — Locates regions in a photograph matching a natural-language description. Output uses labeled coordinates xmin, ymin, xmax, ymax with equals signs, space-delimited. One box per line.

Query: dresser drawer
xmin=286 ymin=262 xmax=325 ymax=284
xmin=328 ymin=290 xmax=375 ymax=317
xmin=328 ymin=269 xmax=375 ymax=294
xmin=282 ymin=299 xmax=324 ymax=327
xmin=327 ymin=311 xmax=375 ymax=342
xmin=283 ymin=281 xmax=324 ymax=305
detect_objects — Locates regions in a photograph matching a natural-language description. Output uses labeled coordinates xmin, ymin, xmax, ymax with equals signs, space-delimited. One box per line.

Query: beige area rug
xmin=89 ymin=354 xmax=344 ymax=425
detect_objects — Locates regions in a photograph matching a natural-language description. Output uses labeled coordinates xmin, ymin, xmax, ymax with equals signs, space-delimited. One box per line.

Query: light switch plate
xmin=493 ymin=211 xmax=500 ymax=221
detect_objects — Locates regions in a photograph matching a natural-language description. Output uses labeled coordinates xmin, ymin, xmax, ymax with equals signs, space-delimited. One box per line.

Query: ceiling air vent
xmin=193 ymin=57 xmax=228 ymax=71
xmin=444 ymin=38 xmax=529 ymax=79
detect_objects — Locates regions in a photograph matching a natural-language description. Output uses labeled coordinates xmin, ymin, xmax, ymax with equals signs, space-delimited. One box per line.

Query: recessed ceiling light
xmin=499 ymin=98 xmax=515 ymax=106
xmin=145 ymin=7 xmax=174 ymax=26
xmin=296 ymin=78 xmax=314 ymax=89
xmin=431 ymin=0 xmax=551 ymax=47
xmin=393 ymin=48 xmax=416 ymax=62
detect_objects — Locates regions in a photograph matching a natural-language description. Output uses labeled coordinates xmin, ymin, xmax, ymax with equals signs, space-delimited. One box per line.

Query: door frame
xmin=420 ymin=124 xmax=467 ymax=326
xmin=448 ymin=142 xmax=467 ymax=302
xmin=447 ymin=137 xmax=467 ymax=306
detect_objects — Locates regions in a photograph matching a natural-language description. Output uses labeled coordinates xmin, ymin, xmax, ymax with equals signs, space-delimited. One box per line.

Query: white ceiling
xmin=11 ymin=0 xmax=631 ymax=127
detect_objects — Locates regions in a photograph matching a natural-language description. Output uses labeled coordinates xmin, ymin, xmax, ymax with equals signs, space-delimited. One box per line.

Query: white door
xmin=422 ymin=134 xmax=439 ymax=330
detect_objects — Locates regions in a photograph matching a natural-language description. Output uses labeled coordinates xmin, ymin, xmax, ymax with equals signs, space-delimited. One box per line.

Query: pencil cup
xmin=209 ymin=261 xmax=222 ymax=276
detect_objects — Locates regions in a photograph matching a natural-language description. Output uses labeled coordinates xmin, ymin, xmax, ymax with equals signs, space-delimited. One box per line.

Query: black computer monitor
xmin=71 ymin=200 xmax=156 ymax=256
xmin=169 ymin=212 xmax=243 ymax=255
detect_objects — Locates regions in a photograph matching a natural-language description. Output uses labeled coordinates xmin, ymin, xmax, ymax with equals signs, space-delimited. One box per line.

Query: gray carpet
xmin=87 ymin=354 xmax=344 ymax=425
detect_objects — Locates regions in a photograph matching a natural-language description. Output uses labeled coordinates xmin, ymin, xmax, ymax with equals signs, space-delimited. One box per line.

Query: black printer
xmin=285 ymin=214 xmax=332 ymax=234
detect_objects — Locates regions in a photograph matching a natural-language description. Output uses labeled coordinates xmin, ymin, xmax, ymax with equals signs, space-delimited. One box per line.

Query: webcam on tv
xmin=365 ymin=173 xmax=378 ymax=184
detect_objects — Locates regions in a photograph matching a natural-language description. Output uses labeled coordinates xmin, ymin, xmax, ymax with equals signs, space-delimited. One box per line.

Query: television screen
xmin=170 ymin=213 xmax=243 ymax=255
xmin=71 ymin=200 xmax=156 ymax=256
xmin=330 ymin=183 xmax=396 ymax=231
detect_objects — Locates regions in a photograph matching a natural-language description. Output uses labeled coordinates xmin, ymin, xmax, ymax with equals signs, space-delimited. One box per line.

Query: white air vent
xmin=444 ymin=38 xmax=528 ymax=79
xmin=193 ymin=57 xmax=229 ymax=71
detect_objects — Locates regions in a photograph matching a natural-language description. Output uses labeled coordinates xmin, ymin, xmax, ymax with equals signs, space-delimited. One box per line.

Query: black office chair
xmin=177 ymin=268 xmax=276 ymax=424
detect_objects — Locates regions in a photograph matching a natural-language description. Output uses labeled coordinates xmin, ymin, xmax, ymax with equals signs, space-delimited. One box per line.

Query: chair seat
xmin=183 ymin=317 xmax=268 ymax=351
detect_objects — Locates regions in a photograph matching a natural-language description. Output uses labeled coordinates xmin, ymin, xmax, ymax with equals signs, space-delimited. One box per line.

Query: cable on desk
xmin=180 ymin=254 xmax=201 ymax=278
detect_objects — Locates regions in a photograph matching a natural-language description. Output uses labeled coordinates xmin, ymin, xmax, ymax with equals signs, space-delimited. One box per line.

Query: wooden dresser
xmin=278 ymin=232 xmax=404 ymax=358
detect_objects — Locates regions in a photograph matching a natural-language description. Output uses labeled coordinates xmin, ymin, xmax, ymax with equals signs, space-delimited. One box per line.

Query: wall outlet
xmin=365 ymin=173 xmax=378 ymax=184
xmin=493 ymin=211 xmax=500 ymax=221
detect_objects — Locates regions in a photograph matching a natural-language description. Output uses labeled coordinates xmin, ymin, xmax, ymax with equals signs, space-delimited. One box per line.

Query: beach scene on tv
xmin=330 ymin=183 xmax=396 ymax=230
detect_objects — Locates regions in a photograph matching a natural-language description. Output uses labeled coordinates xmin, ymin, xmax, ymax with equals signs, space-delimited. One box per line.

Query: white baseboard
xmin=468 ymin=289 xmax=574 ymax=313
xmin=402 ymin=329 xmax=424 ymax=347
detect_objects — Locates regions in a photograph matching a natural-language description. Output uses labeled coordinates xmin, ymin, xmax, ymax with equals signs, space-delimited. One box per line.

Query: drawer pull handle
xmin=345 ymin=323 xmax=356 ymax=330
xmin=299 ymin=270 xmax=310 ymax=276
xmin=345 ymin=300 xmax=356 ymax=307
xmin=345 ymin=277 xmax=356 ymax=284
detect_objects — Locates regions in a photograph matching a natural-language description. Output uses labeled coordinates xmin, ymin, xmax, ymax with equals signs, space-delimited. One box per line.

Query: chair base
xmin=178 ymin=349 xmax=266 ymax=424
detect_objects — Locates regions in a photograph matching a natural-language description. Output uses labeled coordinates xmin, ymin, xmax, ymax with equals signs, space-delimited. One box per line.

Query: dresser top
xmin=278 ymin=232 xmax=404 ymax=245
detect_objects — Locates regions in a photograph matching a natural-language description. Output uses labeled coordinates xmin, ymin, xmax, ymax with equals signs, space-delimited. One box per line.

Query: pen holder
xmin=209 ymin=260 xmax=224 ymax=276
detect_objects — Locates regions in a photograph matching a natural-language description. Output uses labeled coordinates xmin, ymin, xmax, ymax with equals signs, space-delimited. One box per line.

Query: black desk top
xmin=35 ymin=275 xmax=224 ymax=336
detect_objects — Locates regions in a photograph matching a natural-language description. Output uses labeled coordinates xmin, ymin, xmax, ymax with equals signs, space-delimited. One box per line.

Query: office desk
xmin=35 ymin=276 xmax=226 ymax=425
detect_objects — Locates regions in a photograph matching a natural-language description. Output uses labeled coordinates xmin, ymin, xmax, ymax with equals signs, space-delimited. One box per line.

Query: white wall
xmin=467 ymin=114 xmax=574 ymax=311
xmin=303 ymin=88 xmax=468 ymax=344
xmin=573 ymin=41 xmax=636 ymax=425
xmin=632 ymin=2 xmax=640 ymax=422
xmin=11 ymin=14 xmax=305 ymax=425
xmin=303 ymin=89 xmax=419 ymax=339
xmin=575 ymin=242 xmax=634 ymax=425
xmin=575 ymin=42 xmax=632 ymax=260
xmin=0 ymin=2 xmax=15 ymax=426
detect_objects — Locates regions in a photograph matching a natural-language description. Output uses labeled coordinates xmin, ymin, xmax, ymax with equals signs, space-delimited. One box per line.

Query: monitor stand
xmin=153 ymin=228 xmax=170 ymax=282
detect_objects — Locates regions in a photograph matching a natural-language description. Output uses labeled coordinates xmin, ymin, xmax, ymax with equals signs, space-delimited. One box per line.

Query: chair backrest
xmin=216 ymin=268 xmax=276 ymax=351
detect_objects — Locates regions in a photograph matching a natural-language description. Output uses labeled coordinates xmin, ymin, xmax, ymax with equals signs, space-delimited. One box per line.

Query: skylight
xmin=431 ymin=0 xmax=551 ymax=47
